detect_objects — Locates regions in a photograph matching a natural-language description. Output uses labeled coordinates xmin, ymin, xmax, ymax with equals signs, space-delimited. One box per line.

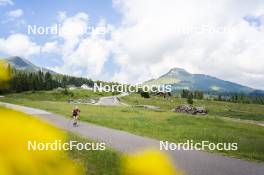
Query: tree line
xmin=180 ymin=89 xmax=264 ymax=105
xmin=0 ymin=68 xmax=94 ymax=93
xmin=216 ymin=93 xmax=264 ymax=105
xmin=181 ymin=89 xmax=204 ymax=100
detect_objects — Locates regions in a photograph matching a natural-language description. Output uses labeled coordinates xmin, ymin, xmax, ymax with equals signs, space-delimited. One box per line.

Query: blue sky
xmin=0 ymin=0 xmax=121 ymax=73
xmin=0 ymin=0 xmax=120 ymax=36
xmin=0 ymin=0 xmax=264 ymax=89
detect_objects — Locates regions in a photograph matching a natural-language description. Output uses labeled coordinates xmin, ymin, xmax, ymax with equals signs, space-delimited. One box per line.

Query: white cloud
xmin=51 ymin=12 xmax=112 ymax=79
xmin=0 ymin=33 xmax=40 ymax=57
xmin=109 ymin=0 xmax=264 ymax=89
xmin=41 ymin=41 xmax=60 ymax=54
xmin=55 ymin=37 xmax=111 ymax=78
xmin=0 ymin=0 xmax=13 ymax=6
xmin=7 ymin=9 xmax=23 ymax=18
xmin=59 ymin=12 xmax=89 ymax=55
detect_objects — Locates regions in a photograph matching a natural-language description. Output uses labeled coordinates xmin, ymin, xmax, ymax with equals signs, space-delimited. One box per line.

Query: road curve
xmin=1 ymin=102 xmax=264 ymax=175
xmin=96 ymin=93 xmax=129 ymax=106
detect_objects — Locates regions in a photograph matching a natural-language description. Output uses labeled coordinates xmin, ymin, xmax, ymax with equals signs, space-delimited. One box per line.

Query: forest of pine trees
xmin=181 ymin=89 xmax=204 ymax=100
xmin=216 ymin=93 xmax=264 ymax=105
xmin=0 ymin=68 xmax=94 ymax=93
xmin=181 ymin=89 xmax=264 ymax=105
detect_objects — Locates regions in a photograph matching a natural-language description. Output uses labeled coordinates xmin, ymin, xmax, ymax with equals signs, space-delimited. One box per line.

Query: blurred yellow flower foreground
xmin=122 ymin=149 xmax=182 ymax=175
xmin=0 ymin=59 xmax=11 ymax=88
xmin=0 ymin=59 xmax=10 ymax=80
xmin=0 ymin=107 xmax=82 ymax=175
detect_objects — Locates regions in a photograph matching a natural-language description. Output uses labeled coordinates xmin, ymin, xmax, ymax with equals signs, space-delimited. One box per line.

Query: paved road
xmin=1 ymin=102 xmax=264 ymax=175
xmin=96 ymin=93 xmax=129 ymax=106
xmin=96 ymin=96 xmax=122 ymax=106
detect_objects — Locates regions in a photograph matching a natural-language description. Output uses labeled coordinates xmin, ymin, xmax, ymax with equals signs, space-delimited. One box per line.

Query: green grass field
xmin=67 ymin=133 xmax=121 ymax=175
xmin=4 ymin=89 xmax=113 ymax=102
xmin=1 ymin=91 xmax=264 ymax=162
xmin=121 ymin=94 xmax=264 ymax=121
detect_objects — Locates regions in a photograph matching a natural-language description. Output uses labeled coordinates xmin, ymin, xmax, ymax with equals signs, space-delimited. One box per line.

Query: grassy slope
xmin=4 ymin=89 xmax=113 ymax=102
xmin=144 ymin=77 xmax=180 ymax=85
xmin=1 ymin=92 xmax=264 ymax=161
xmin=121 ymin=94 xmax=264 ymax=121
xmin=67 ymin=133 xmax=120 ymax=175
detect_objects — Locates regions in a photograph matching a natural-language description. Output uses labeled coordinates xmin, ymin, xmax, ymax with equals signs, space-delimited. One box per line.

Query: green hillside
xmin=144 ymin=67 xmax=256 ymax=93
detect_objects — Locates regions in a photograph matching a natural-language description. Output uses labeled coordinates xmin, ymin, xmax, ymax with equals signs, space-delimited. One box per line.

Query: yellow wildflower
xmin=122 ymin=149 xmax=183 ymax=175
xmin=0 ymin=59 xmax=11 ymax=81
xmin=0 ymin=107 xmax=83 ymax=175
xmin=0 ymin=59 xmax=11 ymax=88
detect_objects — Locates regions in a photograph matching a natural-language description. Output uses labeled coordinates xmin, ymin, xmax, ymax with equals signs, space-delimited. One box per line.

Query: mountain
xmin=4 ymin=56 xmax=56 ymax=74
xmin=144 ymin=67 xmax=256 ymax=93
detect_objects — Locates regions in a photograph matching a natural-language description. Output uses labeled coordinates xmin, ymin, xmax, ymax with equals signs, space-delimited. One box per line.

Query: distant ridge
xmin=4 ymin=56 xmax=56 ymax=74
xmin=144 ymin=67 xmax=257 ymax=93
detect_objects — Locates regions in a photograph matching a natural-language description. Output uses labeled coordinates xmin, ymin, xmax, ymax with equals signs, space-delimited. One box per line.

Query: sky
xmin=0 ymin=0 xmax=264 ymax=90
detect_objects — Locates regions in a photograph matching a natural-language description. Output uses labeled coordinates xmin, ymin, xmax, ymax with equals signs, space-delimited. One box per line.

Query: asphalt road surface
xmin=96 ymin=93 xmax=129 ymax=106
xmin=1 ymin=102 xmax=264 ymax=175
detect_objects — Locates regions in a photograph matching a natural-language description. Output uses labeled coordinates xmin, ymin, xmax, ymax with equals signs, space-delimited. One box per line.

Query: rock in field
xmin=172 ymin=104 xmax=207 ymax=115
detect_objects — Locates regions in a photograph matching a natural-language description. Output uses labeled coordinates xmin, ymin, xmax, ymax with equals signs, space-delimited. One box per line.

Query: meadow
xmin=1 ymin=90 xmax=264 ymax=162
xmin=67 ymin=133 xmax=121 ymax=175
xmin=121 ymin=94 xmax=264 ymax=121
xmin=4 ymin=89 xmax=113 ymax=102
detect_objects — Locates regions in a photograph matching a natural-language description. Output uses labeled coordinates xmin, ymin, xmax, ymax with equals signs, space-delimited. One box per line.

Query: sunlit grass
xmin=121 ymin=94 xmax=264 ymax=121
xmin=2 ymin=96 xmax=264 ymax=161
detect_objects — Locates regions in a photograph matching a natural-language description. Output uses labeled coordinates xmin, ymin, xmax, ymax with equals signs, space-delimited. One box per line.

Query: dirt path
xmin=221 ymin=116 xmax=264 ymax=127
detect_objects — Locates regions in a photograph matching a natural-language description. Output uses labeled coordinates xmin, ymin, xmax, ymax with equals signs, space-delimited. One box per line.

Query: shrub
xmin=141 ymin=91 xmax=150 ymax=98
xmin=187 ymin=94 xmax=193 ymax=105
